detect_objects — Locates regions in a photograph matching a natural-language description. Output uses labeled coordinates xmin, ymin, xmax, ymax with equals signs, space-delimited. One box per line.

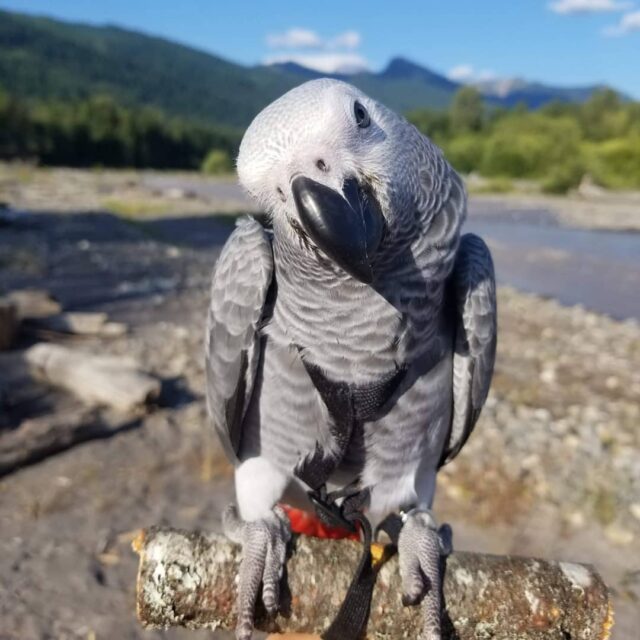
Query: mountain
xmin=272 ymin=57 xmax=615 ymax=112
xmin=0 ymin=9 xmax=623 ymax=129
xmin=268 ymin=57 xmax=461 ymax=111
xmin=475 ymin=78 xmax=607 ymax=108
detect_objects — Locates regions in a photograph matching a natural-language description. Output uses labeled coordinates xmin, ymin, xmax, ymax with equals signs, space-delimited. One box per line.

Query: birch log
xmin=133 ymin=526 xmax=613 ymax=640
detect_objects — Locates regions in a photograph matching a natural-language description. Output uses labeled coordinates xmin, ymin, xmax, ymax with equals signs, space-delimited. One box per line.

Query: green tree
xmin=0 ymin=92 xmax=35 ymax=159
xmin=450 ymin=86 xmax=484 ymax=133
xmin=580 ymin=89 xmax=623 ymax=141
xmin=407 ymin=109 xmax=450 ymax=144
xmin=0 ymin=91 xmax=242 ymax=169
xmin=201 ymin=149 xmax=233 ymax=175
xmin=444 ymin=135 xmax=485 ymax=174
xmin=481 ymin=113 xmax=584 ymax=184
xmin=586 ymin=137 xmax=640 ymax=188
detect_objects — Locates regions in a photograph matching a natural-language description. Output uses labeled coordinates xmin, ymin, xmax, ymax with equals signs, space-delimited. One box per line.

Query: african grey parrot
xmin=205 ymin=78 xmax=497 ymax=640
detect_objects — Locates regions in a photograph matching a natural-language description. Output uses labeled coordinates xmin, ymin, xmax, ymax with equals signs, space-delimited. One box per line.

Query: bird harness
xmin=293 ymin=355 xmax=407 ymax=640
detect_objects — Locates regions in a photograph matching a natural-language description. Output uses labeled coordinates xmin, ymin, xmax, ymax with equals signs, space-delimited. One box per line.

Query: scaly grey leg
xmin=223 ymin=504 xmax=291 ymax=640
xmin=397 ymin=509 xmax=452 ymax=640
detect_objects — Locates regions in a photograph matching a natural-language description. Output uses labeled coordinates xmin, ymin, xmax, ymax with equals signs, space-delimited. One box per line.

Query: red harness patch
xmin=280 ymin=504 xmax=360 ymax=540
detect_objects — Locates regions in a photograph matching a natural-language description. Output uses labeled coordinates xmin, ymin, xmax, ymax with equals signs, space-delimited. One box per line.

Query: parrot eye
xmin=353 ymin=101 xmax=370 ymax=128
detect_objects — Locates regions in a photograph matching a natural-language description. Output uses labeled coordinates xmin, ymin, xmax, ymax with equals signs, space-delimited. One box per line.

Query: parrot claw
xmin=223 ymin=504 xmax=291 ymax=640
xmin=397 ymin=509 xmax=452 ymax=640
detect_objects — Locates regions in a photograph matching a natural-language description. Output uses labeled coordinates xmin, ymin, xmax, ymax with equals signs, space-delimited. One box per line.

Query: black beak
xmin=291 ymin=176 xmax=385 ymax=284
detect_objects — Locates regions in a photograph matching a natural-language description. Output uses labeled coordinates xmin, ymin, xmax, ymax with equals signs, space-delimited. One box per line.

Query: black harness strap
xmin=376 ymin=511 xmax=404 ymax=546
xmin=292 ymin=354 xmax=408 ymax=640
xmin=295 ymin=357 xmax=407 ymax=487
xmin=322 ymin=510 xmax=375 ymax=640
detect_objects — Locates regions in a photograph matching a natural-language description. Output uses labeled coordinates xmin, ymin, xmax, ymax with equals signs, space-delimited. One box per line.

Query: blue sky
xmin=2 ymin=0 xmax=639 ymax=97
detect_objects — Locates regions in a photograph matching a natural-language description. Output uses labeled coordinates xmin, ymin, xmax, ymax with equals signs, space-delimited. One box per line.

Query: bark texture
xmin=133 ymin=526 xmax=614 ymax=640
xmin=25 ymin=343 xmax=160 ymax=412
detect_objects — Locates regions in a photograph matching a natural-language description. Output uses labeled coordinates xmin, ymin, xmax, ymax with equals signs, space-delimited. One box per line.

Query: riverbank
xmin=2 ymin=163 xmax=640 ymax=231
xmin=0 ymin=168 xmax=638 ymax=637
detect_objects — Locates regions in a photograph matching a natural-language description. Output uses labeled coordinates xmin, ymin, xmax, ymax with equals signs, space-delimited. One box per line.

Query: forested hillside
xmin=0 ymin=9 xmax=298 ymax=128
xmin=0 ymin=9 xmax=615 ymax=128
xmin=0 ymin=91 xmax=241 ymax=169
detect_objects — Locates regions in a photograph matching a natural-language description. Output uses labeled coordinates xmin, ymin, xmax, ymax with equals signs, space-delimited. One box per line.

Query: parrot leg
xmin=223 ymin=504 xmax=291 ymax=640
xmin=397 ymin=509 xmax=453 ymax=640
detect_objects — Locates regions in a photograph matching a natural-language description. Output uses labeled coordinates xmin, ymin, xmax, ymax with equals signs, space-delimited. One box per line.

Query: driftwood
xmin=4 ymin=289 xmax=126 ymax=336
xmin=0 ymin=299 xmax=18 ymax=350
xmin=0 ymin=407 xmax=136 ymax=477
xmin=29 ymin=311 xmax=127 ymax=337
xmin=5 ymin=289 xmax=62 ymax=320
xmin=25 ymin=343 xmax=160 ymax=413
xmin=133 ymin=526 xmax=613 ymax=640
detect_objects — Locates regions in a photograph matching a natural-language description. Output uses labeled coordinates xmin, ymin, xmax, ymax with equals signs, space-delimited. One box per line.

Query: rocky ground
xmin=0 ymin=164 xmax=254 ymax=218
xmin=0 ymin=165 xmax=638 ymax=639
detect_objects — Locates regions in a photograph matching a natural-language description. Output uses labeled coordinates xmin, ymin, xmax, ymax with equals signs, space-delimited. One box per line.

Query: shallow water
xmin=466 ymin=209 xmax=640 ymax=321
xmin=144 ymin=175 xmax=640 ymax=320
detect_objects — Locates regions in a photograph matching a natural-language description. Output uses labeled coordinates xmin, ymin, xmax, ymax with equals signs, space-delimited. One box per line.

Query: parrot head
xmin=237 ymin=79 xmax=448 ymax=284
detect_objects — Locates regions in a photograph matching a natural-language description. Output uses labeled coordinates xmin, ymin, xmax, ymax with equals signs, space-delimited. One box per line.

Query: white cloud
xmin=603 ymin=9 xmax=640 ymax=33
xmin=448 ymin=64 xmax=474 ymax=81
xmin=266 ymin=28 xmax=362 ymax=51
xmin=448 ymin=64 xmax=496 ymax=83
xmin=264 ymin=53 xmax=370 ymax=74
xmin=265 ymin=27 xmax=367 ymax=73
xmin=549 ymin=0 xmax=631 ymax=14
xmin=328 ymin=30 xmax=361 ymax=50
xmin=266 ymin=28 xmax=323 ymax=49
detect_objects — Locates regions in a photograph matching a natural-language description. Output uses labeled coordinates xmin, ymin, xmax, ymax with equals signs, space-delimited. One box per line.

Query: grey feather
xmin=205 ymin=216 xmax=274 ymax=463
xmin=442 ymin=233 xmax=497 ymax=466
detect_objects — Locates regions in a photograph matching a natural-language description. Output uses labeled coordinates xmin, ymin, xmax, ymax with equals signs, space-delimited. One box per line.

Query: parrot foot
xmin=223 ymin=504 xmax=291 ymax=640
xmin=397 ymin=509 xmax=452 ymax=640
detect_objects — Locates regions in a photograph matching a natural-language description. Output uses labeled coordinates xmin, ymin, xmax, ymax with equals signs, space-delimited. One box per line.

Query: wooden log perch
xmin=25 ymin=343 xmax=160 ymax=413
xmin=133 ymin=526 xmax=613 ymax=640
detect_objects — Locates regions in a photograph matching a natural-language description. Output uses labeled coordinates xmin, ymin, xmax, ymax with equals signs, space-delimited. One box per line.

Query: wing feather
xmin=441 ymin=233 xmax=497 ymax=465
xmin=205 ymin=216 xmax=274 ymax=463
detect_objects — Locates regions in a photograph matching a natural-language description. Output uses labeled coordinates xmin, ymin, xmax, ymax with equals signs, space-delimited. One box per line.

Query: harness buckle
xmin=308 ymin=489 xmax=358 ymax=533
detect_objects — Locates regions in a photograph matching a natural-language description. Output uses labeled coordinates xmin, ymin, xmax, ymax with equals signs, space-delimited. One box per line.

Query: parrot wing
xmin=442 ymin=232 xmax=497 ymax=465
xmin=205 ymin=216 xmax=274 ymax=464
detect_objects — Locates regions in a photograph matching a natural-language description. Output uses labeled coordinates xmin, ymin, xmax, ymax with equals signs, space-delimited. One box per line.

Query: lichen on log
xmin=133 ymin=526 xmax=613 ymax=640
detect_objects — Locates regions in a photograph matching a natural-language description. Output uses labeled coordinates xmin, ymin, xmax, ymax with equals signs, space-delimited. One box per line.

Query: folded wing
xmin=205 ymin=217 xmax=274 ymax=463
xmin=442 ymin=233 xmax=497 ymax=465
